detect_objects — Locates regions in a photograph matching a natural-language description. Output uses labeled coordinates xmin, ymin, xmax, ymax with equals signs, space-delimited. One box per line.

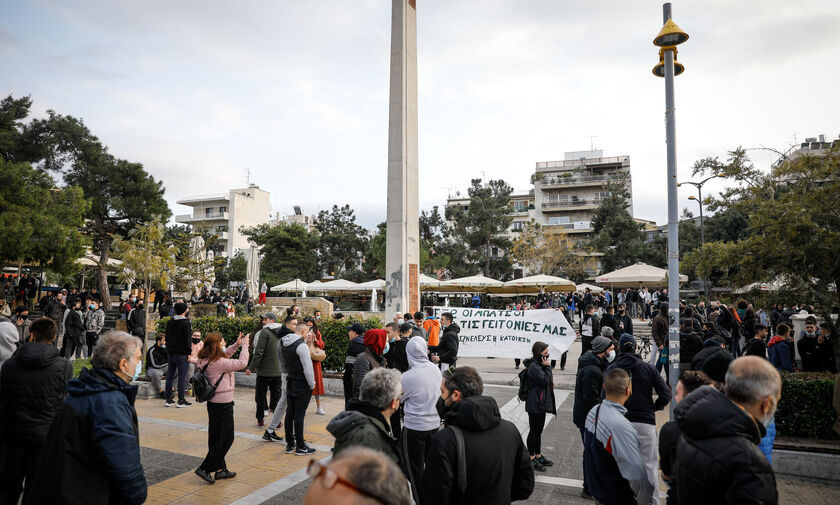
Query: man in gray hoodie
xmin=400 ymin=337 xmax=442 ymax=493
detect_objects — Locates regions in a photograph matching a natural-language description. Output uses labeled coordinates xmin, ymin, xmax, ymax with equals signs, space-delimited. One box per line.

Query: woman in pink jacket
xmin=194 ymin=331 xmax=249 ymax=484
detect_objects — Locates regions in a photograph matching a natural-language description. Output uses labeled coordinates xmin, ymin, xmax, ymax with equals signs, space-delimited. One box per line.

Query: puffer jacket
xmin=524 ymin=358 xmax=556 ymax=415
xmin=573 ymin=350 xmax=608 ymax=428
xmin=327 ymin=398 xmax=403 ymax=469
xmin=25 ymin=368 xmax=147 ymax=505
xmin=675 ymin=386 xmax=777 ymax=505
xmin=0 ymin=342 xmax=72 ymax=447
xmin=195 ymin=337 xmax=249 ymax=404
xmin=605 ymin=351 xmax=671 ymax=425
xmin=430 ymin=323 xmax=460 ymax=367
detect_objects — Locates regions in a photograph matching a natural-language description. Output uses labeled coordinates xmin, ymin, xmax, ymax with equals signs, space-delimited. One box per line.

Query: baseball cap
xmin=348 ymin=322 xmax=366 ymax=335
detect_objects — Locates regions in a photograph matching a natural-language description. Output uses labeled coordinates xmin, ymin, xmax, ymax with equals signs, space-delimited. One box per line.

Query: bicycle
xmin=637 ymin=335 xmax=653 ymax=361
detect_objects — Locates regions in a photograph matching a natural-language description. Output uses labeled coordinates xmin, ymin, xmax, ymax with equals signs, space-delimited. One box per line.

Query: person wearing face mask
xmin=352 ymin=328 xmax=388 ymax=400
xmin=524 ymin=342 xmax=556 ymax=472
xmin=572 ymin=335 xmax=614 ymax=499
xmin=11 ymin=306 xmax=32 ymax=344
xmin=616 ymin=303 xmax=634 ymax=336
xmin=146 ymin=335 xmax=169 ymax=399
xmin=675 ymin=356 xmax=781 ymax=505
xmin=420 ymin=367 xmax=534 ymax=505
xmin=605 ymin=335 xmax=671 ymax=505
xmin=797 ymin=318 xmax=829 ymax=372
xmin=83 ymin=299 xmax=105 ymax=358
xmin=327 ymin=368 xmax=406 ymax=473
xmin=26 ymin=331 xmax=148 ymax=505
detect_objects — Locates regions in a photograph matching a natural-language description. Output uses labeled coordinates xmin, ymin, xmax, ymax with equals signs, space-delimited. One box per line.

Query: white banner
xmin=432 ymin=307 xmax=575 ymax=359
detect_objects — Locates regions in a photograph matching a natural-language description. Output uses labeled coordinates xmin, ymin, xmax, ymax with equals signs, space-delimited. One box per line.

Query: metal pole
xmin=698 ymin=186 xmax=709 ymax=304
xmin=663 ymin=2 xmax=681 ymax=419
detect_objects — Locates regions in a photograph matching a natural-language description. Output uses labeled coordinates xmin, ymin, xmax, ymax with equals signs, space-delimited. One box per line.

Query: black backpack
xmin=517 ymin=366 xmax=531 ymax=401
xmin=190 ymin=362 xmax=225 ymax=403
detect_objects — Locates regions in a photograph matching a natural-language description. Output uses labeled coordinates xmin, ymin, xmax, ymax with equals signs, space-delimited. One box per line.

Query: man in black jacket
xmin=344 ymin=323 xmax=368 ymax=410
xmin=600 ymin=304 xmax=619 ymax=336
xmin=146 ymin=335 xmax=169 ymax=399
xmin=616 ymin=303 xmax=634 ymax=336
xmin=578 ymin=305 xmax=601 ymax=353
xmin=63 ymin=297 xmax=85 ymax=359
xmin=420 ymin=367 xmax=534 ymax=505
xmin=572 ymin=335 xmax=614 ymax=499
xmin=164 ymin=302 xmax=193 ymax=408
xmin=678 ymin=319 xmax=705 ymax=371
xmin=607 ymin=334 xmax=671 ymax=505
xmin=691 ymin=336 xmax=727 ymax=371
xmin=0 ymin=317 xmax=72 ymax=503
xmin=675 ymin=356 xmax=780 ymax=505
xmin=430 ymin=312 xmax=459 ymax=371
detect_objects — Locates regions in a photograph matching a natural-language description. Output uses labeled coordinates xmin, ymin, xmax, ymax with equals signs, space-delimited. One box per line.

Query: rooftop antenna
xmin=243 ymin=168 xmax=252 ymax=187
xmin=585 ymin=135 xmax=598 ymax=151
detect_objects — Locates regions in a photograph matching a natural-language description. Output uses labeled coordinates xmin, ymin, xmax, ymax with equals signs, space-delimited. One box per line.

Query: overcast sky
xmin=4 ymin=0 xmax=838 ymax=229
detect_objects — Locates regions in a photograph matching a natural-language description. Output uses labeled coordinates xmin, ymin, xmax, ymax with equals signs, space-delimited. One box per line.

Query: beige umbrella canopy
xmin=436 ymin=274 xmax=504 ymax=293
xmin=270 ymin=279 xmax=309 ymax=292
xmin=356 ymin=279 xmax=386 ymax=291
xmin=496 ymin=274 xmax=576 ymax=294
xmin=419 ymin=273 xmax=442 ymax=291
xmin=575 ymin=283 xmax=604 ymax=293
xmin=595 ymin=262 xmax=687 ymax=288
xmin=308 ymin=279 xmax=361 ymax=293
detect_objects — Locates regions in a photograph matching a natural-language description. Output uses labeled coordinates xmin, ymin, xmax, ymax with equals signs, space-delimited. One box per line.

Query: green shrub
xmin=189 ymin=304 xmax=220 ymax=318
xmin=320 ymin=317 xmax=382 ymax=373
xmin=156 ymin=316 xmax=260 ymax=345
xmin=73 ymin=358 xmax=91 ymax=378
xmin=775 ymin=372 xmax=839 ymax=440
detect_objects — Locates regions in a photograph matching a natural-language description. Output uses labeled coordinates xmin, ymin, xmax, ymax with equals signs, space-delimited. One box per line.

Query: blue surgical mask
xmin=89 ymin=304 xmax=96 ymax=310
xmin=384 ymin=342 xmax=390 ymax=354
xmin=397 ymin=319 xmax=404 ymax=325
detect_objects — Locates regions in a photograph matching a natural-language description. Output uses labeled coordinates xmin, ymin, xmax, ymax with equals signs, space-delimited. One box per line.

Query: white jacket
xmin=401 ymin=337 xmax=442 ymax=431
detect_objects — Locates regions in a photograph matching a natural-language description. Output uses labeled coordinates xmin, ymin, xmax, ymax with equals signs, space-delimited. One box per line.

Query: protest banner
xmin=432 ymin=307 xmax=575 ymax=358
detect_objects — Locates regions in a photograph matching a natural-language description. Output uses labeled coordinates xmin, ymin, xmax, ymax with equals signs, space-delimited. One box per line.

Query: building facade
xmin=176 ymin=184 xmax=271 ymax=258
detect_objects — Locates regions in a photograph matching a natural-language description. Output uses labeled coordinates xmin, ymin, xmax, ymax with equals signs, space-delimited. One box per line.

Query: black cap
xmin=348 ymin=323 xmax=366 ymax=335
xmin=702 ymin=349 xmax=734 ymax=383
xmin=174 ymin=302 xmax=188 ymax=315
xmin=399 ymin=322 xmax=414 ymax=334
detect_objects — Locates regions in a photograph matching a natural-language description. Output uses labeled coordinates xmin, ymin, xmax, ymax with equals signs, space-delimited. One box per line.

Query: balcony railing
xmin=176 ymin=212 xmax=229 ymax=223
xmin=542 ymin=198 xmax=605 ymax=209
xmin=536 ymin=156 xmax=628 ymax=171
xmin=538 ymin=174 xmax=624 ymax=188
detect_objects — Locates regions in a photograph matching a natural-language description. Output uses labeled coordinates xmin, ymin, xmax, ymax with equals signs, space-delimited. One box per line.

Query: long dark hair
xmin=531 ymin=341 xmax=549 ymax=359
xmin=304 ymin=316 xmax=320 ymax=337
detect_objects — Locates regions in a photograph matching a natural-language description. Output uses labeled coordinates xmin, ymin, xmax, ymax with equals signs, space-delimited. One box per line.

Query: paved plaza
xmin=135 ymin=340 xmax=840 ymax=504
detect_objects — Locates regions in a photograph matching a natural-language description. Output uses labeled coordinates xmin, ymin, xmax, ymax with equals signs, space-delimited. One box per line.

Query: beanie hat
xmin=591 ymin=335 xmax=612 ymax=354
xmin=702 ymin=349 xmax=734 ymax=383
xmin=174 ymin=302 xmax=188 ymax=315
xmin=619 ymin=334 xmax=637 ymax=352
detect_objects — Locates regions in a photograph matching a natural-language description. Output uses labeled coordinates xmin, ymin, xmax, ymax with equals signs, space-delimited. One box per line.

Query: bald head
xmin=725 ymin=356 xmax=781 ymax=408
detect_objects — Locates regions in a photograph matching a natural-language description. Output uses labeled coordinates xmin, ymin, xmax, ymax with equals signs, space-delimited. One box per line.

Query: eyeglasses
xmin=307 ymin=459 xmax=385 ymax=505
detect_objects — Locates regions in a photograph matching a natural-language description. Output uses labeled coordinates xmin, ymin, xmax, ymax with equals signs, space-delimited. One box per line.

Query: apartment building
xmin=176 ymin=184 xmax=271 ymax=258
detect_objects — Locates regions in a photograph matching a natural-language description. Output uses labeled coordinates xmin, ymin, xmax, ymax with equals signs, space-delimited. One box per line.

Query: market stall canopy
xmin=270 ymin=279 xmax=309 ymax=292
xmin=575 ymin=283 xmax=604 ymax=293
xmin=497 ymin=274 xmax=576 ymax=294
xmin=419 ymin=273 xmax=442 ymax=291
xmin=436 ymin=274 xmax=504 ymax=293
xmin=356 ymin=279 xmax=386 ymax=290
xmin=595 ymin=262 xmax=688 ymax=288
xmin=308 ymin=279 xmax=361 ymax=293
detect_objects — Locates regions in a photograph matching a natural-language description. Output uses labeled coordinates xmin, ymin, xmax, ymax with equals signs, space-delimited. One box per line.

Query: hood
xmin=67 ymin=368 xmax=138 ymax=404
xmin=578 ymin=350 xmax=607 ymax=370
xmin=444 ymin=395 xmax=501 ymax=431
xmin=0 ymin=321 xmax=18 ymax=361
xmin=612 ymin=351 xmax=643 ymax=371
xmin=443 ymin=323 xmax=461 ymax=334
xmin=281 ymin=332 xmax=304 ymax=347
xmin=407 ymin=336 xmax=434 ymax=369
xmin=326 ymin=398 xmax=389 ymax=438
xmin=351 ymin=335 xmax=365 ymax=344
xmin=264 ymin=322 xmax=282 ymax=330
xmin=767 ymin=335 xmax=787 ymax=348
xmin=364 ymin=329 xmax=387 ymax=355
xmin=675 ymin=385 xmax=763 ymax=444
xmin=424 ymin=316 xmax=439 ymax=321
xmin=15 ymin=342 xmax=62 ymax=369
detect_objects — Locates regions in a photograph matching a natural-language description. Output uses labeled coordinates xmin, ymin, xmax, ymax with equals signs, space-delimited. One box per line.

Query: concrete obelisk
xmin=385 ymin=0 xmax=420 ymax=317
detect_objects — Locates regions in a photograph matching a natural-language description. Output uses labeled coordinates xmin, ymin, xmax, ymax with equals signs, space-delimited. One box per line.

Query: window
xmin=205 ymin=207 xmax=214 ymax=215
xmin=547 ymin=193 xmax=570 ymax=203
xmin=219 ymin=206 xmax=227 ymax=213
xmin=513 ymin=201 xmax=528 ymax=212
xmin=548 ymin=216 xmax=571 ymax=225
xmin=512 ymin=221 xmax=524 ymax=231
xmin=492 ymin=247 xmax=499 ymax=257
xmin=595 ymin=191 xmax=611 ymax=200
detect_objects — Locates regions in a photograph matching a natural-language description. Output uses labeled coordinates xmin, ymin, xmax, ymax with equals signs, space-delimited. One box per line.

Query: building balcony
xmin=541 ymin=198 xmax=605 ymax=211
xmin=535 ymin=156 xmax=629 ymax=172
xmin=175 ymin=212 xmax=230 ymax=224
xmin=545 ymin=223 xmax=592 ymax=234
xmin=176 ymin=193 xmax=229 ymax=206
xmin=538 ymin=174 xmax=624 ymax=189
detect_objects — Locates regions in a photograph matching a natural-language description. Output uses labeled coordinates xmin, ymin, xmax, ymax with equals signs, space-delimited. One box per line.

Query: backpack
xmin=517 ymin=366 xmax=531 ymax=401
xmin=190 ymin=362 xmax=225 ymax=403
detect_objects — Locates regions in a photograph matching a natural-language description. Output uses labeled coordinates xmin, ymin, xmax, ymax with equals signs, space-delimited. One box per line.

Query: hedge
xmin=73 ymin=358 xmax=91 ymax=378
xmin=775 ymin=372 xmax=839 ymax=440
xmin=155 ymin=315 xmax=382 ymax=373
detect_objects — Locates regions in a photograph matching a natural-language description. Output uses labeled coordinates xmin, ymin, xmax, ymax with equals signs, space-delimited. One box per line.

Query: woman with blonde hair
xmin=194 ymin=331 xmax=249 ymax=484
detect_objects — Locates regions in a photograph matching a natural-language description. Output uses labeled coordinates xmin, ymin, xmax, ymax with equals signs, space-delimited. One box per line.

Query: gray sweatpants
xmin=268 ymin=373 xmax=289 ymax=432
xmin=630 ymin=421 xmax=660 ymax=505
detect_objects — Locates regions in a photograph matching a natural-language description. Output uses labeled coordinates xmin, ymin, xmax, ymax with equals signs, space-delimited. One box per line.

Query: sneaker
xmin=164 ymin=399 xmax=176 ymax=408
xmin=316 ymin=407 xmax=326 ymax=416
xmin=537 ymin=456 xmax=554 ymax=467
xmin=531 ymin=459 xmax=546 ymax=472
xmin=214 ymin=469 xmax=236 ymax=480
xmin=262 ymin=430 xmax=283 ymax=442
xmin=285 ymin=443 xmax=296 ymax=454
xmin=177 ymin=399 xmax=192 ymax=408
xmin=295 ymin=444 xmax=316 ymax=456
xmin=257 ymin=419 xmax=265 ymax=427
xmin=194 ymin=468 xmax=215 ymax=484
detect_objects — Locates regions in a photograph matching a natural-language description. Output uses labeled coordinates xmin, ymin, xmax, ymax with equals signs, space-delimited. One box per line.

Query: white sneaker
xmin=316 ymin=407 xmax=326 ymax=416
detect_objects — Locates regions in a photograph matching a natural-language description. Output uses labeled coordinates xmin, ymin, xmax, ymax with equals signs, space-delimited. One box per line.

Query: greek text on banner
xmin=433 ymin=307 xmax=575 ymax=358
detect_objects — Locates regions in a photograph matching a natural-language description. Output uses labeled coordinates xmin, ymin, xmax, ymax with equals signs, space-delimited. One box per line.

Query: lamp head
xmin=654 ymin=18 xmax=689 ymax=47
xmin=652 ymin=46 xmax=684 ymax=77
xmin=688 ymin=195 xmax=697 ymax=200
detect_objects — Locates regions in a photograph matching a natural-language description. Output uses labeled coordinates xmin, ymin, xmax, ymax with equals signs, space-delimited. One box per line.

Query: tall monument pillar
xmin=385 ymin=0 xmax=420 ymax=317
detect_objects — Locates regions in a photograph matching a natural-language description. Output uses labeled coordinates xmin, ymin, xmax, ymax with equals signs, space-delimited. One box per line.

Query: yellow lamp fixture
xmin=653 ymin=18 xmax=689 ymax=47
xmin=652 ymin=46 xmax=684 ymax=77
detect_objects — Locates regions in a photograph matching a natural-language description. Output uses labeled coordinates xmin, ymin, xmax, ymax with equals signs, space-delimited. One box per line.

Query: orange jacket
xmin=423 ymin=317 xmax=441 ymax=347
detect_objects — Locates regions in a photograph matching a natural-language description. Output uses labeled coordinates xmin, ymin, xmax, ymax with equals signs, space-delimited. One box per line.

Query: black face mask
xmin=191 ymin=337 xmax=201 ymax=345
xmin=436 ymin=396 xmax=452 ymax=419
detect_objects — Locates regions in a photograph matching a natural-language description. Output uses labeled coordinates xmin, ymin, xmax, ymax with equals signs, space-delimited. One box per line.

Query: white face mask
xmin=606 ymin=350 xmax=616 ymax=363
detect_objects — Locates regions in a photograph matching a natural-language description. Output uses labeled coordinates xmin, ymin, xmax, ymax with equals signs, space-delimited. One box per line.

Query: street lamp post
xmin=678 ymin=173 xmax=724 ymax=303
xmin=653 ymin=2 xmax=688 ymax=419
